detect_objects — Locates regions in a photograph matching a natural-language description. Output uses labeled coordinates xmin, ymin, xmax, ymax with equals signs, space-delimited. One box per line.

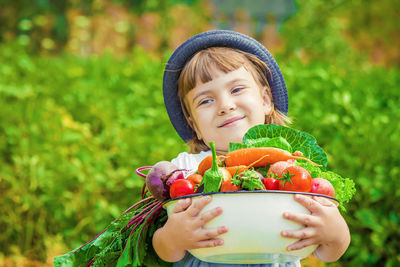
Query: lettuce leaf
xmin=296 ymin=161 xmax=356 ymax=211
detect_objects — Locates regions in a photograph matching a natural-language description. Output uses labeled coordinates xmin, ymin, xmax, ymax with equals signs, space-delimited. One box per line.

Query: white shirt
xmin=171 ymin=150 xmax=212 ymax=173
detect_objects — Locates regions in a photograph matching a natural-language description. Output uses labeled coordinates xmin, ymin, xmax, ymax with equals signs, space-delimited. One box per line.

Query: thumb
xmin=171 ymin=198 xmax=192 ymax=213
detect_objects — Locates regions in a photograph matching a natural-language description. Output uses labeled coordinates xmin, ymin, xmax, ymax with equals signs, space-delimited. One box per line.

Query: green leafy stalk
xmin=53 ymin=196 xmax=171 ymax=267
xmin=200 ymin=142 xmax=224 ymax=193
xmin=232 ymin=170 xmax=266 ymax=190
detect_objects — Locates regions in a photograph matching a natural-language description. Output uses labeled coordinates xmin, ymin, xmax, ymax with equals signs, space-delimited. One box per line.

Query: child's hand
xmin=281 ymin=194 xmax=350 ymax=262
xmin=153 ymin=196 xmax=228 ymax=262
xmin=166 ymin=196 xmax=228 ymax=249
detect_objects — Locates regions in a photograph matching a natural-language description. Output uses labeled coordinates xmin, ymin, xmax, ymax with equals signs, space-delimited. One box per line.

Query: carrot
xmin=197 ymin=155 xmax=212 ymax=176
xmin=225 ymin=165 xmax=248 ymax=177
xmin=198 ymin=155 xmax=224 ymax=176
xmin=225 ymin=147 xmax=322 ymax=167
xmin=224 ymin=154 xmax=271 ymax=176
xmin=187 ymin=173 xmax=203 ymax=184
xmin=220 ymin=167 xmax=232 ymax=182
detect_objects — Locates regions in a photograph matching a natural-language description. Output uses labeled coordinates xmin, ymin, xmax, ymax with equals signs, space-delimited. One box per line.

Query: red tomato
xmin=278 ymin=166 xmax=312 ymax=192
xmin=187 ymin=173 xmax=203 ymax=184
xmin=310 ymin=178 xmax=335 ymax=197
xmin=263 ymin=177 xmax=280 ymax=190
xmin=267 ymin=161 xmax=295 ymax=177
xmin=169 ymin=179 xmax=196 ymax=198
xmin=220 ymin=179 xmax=240 ymax=192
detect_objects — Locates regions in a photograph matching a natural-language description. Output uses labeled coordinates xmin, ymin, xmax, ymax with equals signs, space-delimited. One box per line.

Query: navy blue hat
xmin=163 ymin=30 xmax=288 ymax=142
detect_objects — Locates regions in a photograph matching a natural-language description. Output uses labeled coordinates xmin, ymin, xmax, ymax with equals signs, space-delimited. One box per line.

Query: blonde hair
xmin=178 ymin=47 xmax=291 ymax=153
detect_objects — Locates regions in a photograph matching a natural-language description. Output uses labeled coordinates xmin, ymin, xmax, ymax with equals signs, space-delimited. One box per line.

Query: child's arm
xmin=153 ymin=196 xmax=228 ymax=262
xmin=280 ymin=194 xmax=350 ymax=262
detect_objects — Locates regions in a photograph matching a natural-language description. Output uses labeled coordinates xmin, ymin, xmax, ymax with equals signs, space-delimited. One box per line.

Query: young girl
xmin=154 ymin=30 xmax=350 ymax=266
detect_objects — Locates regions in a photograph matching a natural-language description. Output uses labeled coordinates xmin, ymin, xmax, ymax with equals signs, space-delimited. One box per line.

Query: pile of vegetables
xmin=148 ymin=124 xmax=355 ymax=205
xmin=53 ymin=124 xmax=355 ymax=267
xmin=169 ymin=144 xmax=335 ymax=198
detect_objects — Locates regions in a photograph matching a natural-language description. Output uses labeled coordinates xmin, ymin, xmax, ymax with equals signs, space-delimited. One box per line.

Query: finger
xmin=281 ymin=227 xmax=316 ymax=240
xmin=294 ymin=194 xmax=321 ymax=213
xmin=192 ymin=238 xmax=225 ymax=249
xmin=171 ymin=198 xmax=192 ymax=214
xmin=193 ymin=207 xmax=223 ymax=227
xmin=198 ymin=226 xmax=229 ymax=240
xmin=286 ymin=238 xmax=318 ymax=251
xmin=186 ymin=196 xmax=212 ymax=217
xmin=282 ymin=212 xmax=319 ymax=227
xmin=312 ymin=196 xmax=336 ymax=207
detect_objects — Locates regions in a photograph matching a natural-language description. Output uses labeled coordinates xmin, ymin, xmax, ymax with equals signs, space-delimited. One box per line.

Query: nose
xmin=217 ymin=95 xmax=236 ymax=116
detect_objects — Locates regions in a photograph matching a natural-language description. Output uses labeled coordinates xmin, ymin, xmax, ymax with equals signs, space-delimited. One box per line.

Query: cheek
xmin=190 ymin=109 xmax=213 ymax=136
xmin=243 ymin=93 xmax=264 ymax=106
xmin=191 ymin=110 xmax=208 ymax=127
xmin=244 ymin=98 xmax=268 ymax=117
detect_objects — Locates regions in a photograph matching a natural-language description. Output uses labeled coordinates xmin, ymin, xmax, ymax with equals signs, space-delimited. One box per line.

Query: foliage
xmin=53 ymin=198 xmax=171 ymax=267
xmin=279 ymin=0 xmax=399 ymax=67
xmin=0 ymin=43 xmax=187 ymax=261
xmin=278 ymin=3 xmax=400 ymax=264
xmin=0 ymin=0 xmax=399 ymax=266
xmin=284 ymin=58 xmax=400 ymax=266
xmin=0 ymin=0 xmax=209 ymax=55
xmin=2 ymin=39 xmax=399 ymax=265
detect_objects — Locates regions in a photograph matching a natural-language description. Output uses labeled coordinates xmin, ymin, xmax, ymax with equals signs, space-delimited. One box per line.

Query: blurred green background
xmin=0 ymin=0 xmax=399 ymax=266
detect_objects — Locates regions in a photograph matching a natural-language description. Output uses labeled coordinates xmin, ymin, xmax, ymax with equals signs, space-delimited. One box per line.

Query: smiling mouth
xmin=218 ymin=116 xmax=245 ymax=128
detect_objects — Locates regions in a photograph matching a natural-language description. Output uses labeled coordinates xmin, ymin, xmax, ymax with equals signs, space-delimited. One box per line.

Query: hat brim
xmin=163 ymin=30 xmax=288 ymax=142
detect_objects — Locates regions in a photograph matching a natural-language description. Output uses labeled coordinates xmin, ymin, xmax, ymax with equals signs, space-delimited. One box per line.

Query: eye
xmin=231 ymin=87 xmax=244 ymax=94
xmin=198 ymin=98 xmax=213 ymax=106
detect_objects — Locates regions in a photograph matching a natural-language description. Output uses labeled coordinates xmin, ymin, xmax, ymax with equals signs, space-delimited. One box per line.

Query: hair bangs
xmin=179 ymin=47 xmax=248 ymax=96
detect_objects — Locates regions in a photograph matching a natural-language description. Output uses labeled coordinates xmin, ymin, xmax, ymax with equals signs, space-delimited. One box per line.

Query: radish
xmin=310 ymin=178 xmax=335 ymax=197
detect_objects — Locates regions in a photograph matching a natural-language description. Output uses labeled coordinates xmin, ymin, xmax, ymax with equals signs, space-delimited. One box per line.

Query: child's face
xmin=185 ymin=66 xmax=272 ymax=154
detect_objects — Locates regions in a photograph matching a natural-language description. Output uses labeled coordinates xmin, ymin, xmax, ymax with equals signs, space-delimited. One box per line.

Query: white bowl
xmin=163 ymin=191 xmax=338 ymax=264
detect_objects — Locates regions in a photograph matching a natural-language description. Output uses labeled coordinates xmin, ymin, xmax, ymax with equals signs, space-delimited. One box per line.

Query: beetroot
xmin=146 ymin=161 xmax=185 ymax=201
xmin=165 ymin=170 xmax=185 ymax=186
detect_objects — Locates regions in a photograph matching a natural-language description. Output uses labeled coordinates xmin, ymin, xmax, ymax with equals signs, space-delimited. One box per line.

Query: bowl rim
xmin=162 ymin=190 xmax=339 ymax=208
